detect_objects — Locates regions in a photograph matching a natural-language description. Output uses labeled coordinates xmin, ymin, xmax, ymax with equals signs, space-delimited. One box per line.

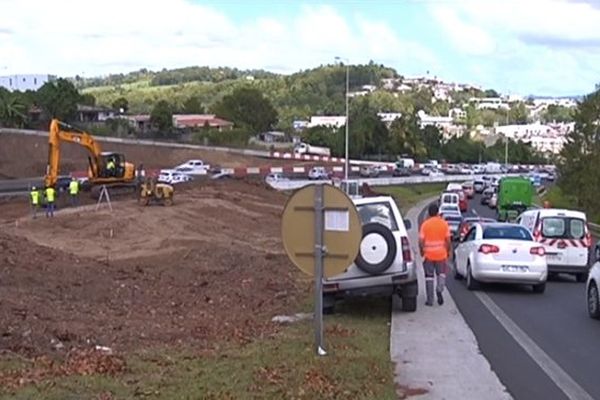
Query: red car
xmin=462 ymin=182 xmax=474 ymax=199
xmin=456 ymin=217 xmax=496 ymax=241
xmin=458 ymin=190 xmax=468 ymax=212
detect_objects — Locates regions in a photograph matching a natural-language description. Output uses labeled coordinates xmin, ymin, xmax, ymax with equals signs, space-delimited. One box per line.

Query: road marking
xmin=472 ymin=208 xmax=479 ymax=216
xmin=475 ymin=291 xmax=594 ymax=400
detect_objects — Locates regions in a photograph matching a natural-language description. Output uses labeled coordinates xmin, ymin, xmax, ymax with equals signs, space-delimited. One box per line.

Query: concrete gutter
xmin=390 ymin=196 xmax=512 ymax=399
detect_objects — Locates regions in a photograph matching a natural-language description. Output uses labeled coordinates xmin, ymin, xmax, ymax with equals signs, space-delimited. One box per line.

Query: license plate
xmin=547 ymin=254 xmax=561 ymax=261
xmin=502 ymin=265 xmax=529 ymax=272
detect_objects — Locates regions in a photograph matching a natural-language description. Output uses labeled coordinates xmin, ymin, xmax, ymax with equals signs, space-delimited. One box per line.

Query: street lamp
xmin=335 ymin=56 xmax=350 ymax=180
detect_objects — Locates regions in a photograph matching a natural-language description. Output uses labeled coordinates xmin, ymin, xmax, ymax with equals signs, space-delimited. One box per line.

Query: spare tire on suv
xmin=355 ymin=222 xmax=397 ymax=275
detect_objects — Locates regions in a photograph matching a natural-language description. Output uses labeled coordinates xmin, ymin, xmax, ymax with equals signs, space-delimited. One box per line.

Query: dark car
xmin=393 ymin=166 xmax=411 ymax=177
xmin=56 ymin=176 xmax=72 ymax=193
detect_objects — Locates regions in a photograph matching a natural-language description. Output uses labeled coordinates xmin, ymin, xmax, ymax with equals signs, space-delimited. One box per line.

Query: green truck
xmin=497 ymin=177 xmax=534 ymax=222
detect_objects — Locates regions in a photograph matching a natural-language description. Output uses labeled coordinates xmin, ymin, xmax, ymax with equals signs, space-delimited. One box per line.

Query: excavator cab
xmin=98 ymin=152 xmax=127 ymax=178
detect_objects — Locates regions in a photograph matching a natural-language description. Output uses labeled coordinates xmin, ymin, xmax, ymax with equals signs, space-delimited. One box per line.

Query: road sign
xmin=281 ymin=183 xmax=362 ymax=356
xmin=281 ymin=184 xmax=361 ymax=278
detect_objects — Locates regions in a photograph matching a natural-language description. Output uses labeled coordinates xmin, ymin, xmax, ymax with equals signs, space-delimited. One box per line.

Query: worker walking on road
xmin=45 ymin=185 xmax=56 ymax=218
xmin=69 ymin=177 xmax=80 ymax=207
xmin=30 ymin=186 xmax=40 ymax=219
xmin=419 ymin=203 xmax=452 ymax=306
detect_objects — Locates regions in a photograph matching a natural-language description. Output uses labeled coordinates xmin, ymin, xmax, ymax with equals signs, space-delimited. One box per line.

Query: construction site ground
xmin=0 ymin=174 xmax=404 ymax=399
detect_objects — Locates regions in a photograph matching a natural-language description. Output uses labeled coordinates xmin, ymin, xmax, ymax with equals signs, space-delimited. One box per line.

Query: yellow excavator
xmin=44 ymin=119 xmax=141 ymax=193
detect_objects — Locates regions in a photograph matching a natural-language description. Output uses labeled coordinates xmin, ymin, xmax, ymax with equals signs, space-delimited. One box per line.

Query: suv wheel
xmin=588 ymin=282 xmax=600 ymax=319
xmin=355 ymin=223 xmax=397 ymax=275
xmin=401 ymin=296 xmax=417 ymax=312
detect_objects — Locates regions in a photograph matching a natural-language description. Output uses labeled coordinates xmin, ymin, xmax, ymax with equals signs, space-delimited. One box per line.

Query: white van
xmin=446 ymin=183 xmax=463 ymax=192
xmin=440 ymin=192 xmax=459 ymax=207
xmin=517 ymin=208 xmax=591 ymax=281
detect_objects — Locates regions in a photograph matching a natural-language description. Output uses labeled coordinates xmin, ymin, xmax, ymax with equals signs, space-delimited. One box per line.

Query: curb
xmin=390 ymin=196 xmax=512 ymax=400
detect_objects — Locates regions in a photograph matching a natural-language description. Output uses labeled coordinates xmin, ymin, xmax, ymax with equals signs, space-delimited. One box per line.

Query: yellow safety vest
xmin=107 ymin=161 xmax=115 ymax=170
xmin=30 ymin=190 xmax=39 ymax=205
xmin=45 ymin=187 xmax=56 ymax=203
xmin=69 ymin=180 xmax=79 ymax=195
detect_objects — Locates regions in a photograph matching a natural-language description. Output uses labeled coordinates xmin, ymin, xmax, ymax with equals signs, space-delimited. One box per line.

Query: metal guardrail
xmin=267 ymin=174 xmax=521 ymax=191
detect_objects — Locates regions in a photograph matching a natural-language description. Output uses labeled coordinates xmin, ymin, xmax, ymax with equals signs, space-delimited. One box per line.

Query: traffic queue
xmin=439 ymin=176 xmax=598 ymax=317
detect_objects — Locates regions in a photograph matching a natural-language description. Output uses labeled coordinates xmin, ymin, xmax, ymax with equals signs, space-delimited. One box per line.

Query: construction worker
xmin=45 ymin=185 xmax=56 ymax=218
xmin=543 ymin=200 xmax=551 ymax=208
xmin=419 ymin=203 xmax=452 ymax=306
xmin=106 ymin=158 xmax=116 ymax=177
xmin=69 ymin=177 xmax=79 ymax=207
xmin=30 ymin=186 xmax=40 ymax=219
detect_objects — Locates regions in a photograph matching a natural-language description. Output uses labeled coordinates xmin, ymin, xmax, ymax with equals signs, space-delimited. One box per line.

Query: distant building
xmin=308 ymin=116 xmax=347 ymax=129
xmin=377 ymin=112 xmax=402 ymax=126
xmin=258 ymin=131 xmax=287 ymax=143
xmin=76 ymin=105 xmax=117 ymax=122
xmin=292 ymin=120 xmax=309 ymax=131
xmin=0 ymin=74 xmax=54 ymax=91
xmin=172 ymin=114 xmax=233 ymax=131
xmin=469 ymin=97 xmax=510 ymax=110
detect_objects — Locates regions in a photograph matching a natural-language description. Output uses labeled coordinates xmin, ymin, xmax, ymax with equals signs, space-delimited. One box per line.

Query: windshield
xmin=356 ymin=202 xmax=399 ymax=231
xmin=542 ymin=217 xmax=586 ymax=239
xmin=483 ymin=226 xmax=532 ymax=241
xmin=445 ymin=215 xmax=462 ymax=223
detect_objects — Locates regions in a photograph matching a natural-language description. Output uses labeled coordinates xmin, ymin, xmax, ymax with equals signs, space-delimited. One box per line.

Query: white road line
xmin=475 ymin=291 xmax=594 ymax=400
xmin=472 ymin=208 xmax=479 ymax=216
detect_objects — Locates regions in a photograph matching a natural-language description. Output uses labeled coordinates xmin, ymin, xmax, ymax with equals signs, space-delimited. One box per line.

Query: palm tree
xmin=0 ymin=91 xmax=27 ymax=128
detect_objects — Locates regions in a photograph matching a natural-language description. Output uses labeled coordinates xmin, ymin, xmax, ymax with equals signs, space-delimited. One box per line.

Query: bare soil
xmin=0 ymin=179 xmax=303 ymax=359
xmin=0 ymin=133 xmax=313 ymax=179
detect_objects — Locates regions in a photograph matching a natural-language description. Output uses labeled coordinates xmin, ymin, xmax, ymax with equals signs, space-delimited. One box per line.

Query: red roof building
xmin=172 ymin=114 xmax=233 ymax=131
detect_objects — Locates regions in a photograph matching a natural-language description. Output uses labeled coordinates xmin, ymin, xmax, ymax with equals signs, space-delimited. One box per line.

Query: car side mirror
xmin=403 ymin=219 xmax=412 ymax=230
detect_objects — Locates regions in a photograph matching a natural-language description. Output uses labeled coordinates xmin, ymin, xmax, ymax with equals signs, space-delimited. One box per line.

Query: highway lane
xmin=418 ymin=194 xmax=600 ymax=399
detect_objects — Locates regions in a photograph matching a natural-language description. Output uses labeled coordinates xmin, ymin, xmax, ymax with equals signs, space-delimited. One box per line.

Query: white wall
xmin=0 ymin=74 xmax=51 ymax=91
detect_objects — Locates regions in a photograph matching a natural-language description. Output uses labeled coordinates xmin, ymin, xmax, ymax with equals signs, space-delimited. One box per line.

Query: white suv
xmin=308 ymin=166 xmax=330 ymax=180
xmin=158 ymin=169 xmax=192 ymax=184
xmin=322 ymin=195 xmax=417 ymax=313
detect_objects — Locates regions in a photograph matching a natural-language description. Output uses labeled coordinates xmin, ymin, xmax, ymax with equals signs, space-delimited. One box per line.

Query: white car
xmin=453 ymin=222 xmax=547 ymax=292
xmin=323 ymin=196 xmax=418 ymax=313
xmin=439 ymin=204 xmax=461 ymax=216
xmin=308 ymin=166 xmax=330 ymax=180
xmin=460 ymin=166 xmax=474 ymax=175
xmin=265 ymin=173 xmax=288 ymax=183
xmin=174 ymin=159 xmax=210 ymax=175
xmin=158 ymin=169 xmax=192 ymax=184
xmin=488 ymin=193 xmax=498 ymax=209
xmin=586 ymin=262 xmax=600 ymax=319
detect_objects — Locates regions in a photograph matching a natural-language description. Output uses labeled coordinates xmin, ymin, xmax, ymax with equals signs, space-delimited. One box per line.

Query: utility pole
xmin=335 ymin=56 xmax=350 ymax=180
xmin=505 ymin=108 xmax=509 ymax=166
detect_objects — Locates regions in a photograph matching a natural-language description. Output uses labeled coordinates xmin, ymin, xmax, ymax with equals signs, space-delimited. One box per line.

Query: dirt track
xmin=0 ymin=180 xmax=304 ymax=358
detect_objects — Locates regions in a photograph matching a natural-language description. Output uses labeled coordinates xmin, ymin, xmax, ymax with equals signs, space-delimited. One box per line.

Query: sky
xmin=1 ymin=0 xmax=599 ymax=96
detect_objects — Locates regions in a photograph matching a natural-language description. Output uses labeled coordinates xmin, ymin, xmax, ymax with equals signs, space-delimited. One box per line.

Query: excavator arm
xmin=44 ymin=119 xmax=103 ymax=187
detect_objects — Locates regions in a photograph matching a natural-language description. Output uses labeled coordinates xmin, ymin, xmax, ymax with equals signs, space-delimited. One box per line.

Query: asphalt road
xmin=419 ymin=194 xmax=600 ymax=400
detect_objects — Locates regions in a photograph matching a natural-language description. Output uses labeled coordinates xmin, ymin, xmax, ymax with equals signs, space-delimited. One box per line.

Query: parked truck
xmin=293 ymin=142 xmax=331 ymax=157
xmin=496 ymin=176 xmax=534 ymax=222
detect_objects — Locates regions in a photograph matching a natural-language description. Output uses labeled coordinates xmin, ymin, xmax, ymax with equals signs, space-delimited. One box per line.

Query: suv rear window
xmin=356 ymin=202 xmax=399 ymax=231
xmin=542 ymin=217 xmax=585 ymax=239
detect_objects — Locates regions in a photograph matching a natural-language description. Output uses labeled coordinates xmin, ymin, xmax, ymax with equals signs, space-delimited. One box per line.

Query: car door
xmin=456 ymin=227 xmax=476 ymax=275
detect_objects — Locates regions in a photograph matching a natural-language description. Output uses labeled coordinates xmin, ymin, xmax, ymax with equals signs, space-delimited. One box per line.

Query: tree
xmin=112 ymin=97 xmax=129 ymax=113
xmin=509 ymin=102 xmax=528 ymax=124
xmin=182 ymin=96 xmax=205 ymax=114
xmin=345 ymin=97 xmax=389 ymax=158
xmin=484 ymin=89 xmax=500 ymax=98
xmin=80 ymin=93 xmax=96 ymax=106
xmin=0 ymin=89 xmax=27 ymax=128
xmin=388 ymin=115 xmax=426 ymax=160
xmin=558 ymin=88 xmax=600 ymax=215
xmin=150 ymin=100 xmax=173 ymax=136
xmin=421 ymin=125 xmax=443 ymax=159
xmin=36 ymin=78 xmax=82 ymax=121
xmin=211 ymin=87 xmax=277 ymax=133
xmin=542 ymin=104 xmax=574 ymax=123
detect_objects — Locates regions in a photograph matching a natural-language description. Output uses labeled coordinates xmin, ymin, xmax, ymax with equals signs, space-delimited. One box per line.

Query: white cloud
xmin=0 ymin=0 xmax=437 ymax=78
xmin=430 ymin=6 xmax=496 ymax=55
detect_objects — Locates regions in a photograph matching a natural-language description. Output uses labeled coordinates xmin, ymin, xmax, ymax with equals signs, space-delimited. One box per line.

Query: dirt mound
xmin=0 ymin=180 xmax=303 ymax=357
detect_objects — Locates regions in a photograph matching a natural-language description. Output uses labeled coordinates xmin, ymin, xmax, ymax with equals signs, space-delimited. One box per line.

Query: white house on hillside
xmin=308 ymin=116 xmax=347 ymax=129
xmin=0 ymin=74 xmax=53 ymax=91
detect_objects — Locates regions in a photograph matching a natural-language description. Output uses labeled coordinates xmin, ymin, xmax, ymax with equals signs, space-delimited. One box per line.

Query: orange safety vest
xmin=419 ymin=216 xmax=450 ymax=261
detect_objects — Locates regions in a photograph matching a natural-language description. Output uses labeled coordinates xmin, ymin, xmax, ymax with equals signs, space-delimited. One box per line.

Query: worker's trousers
xmin=423 ymin=259 xmax=447 ymax=304
xmin=46 ymin=202 xmax=55 ymax=218
xmin=31 ymin=204 xmax=38 ymax=219
xmin=70 ymin=194 xmax=78 ymax=207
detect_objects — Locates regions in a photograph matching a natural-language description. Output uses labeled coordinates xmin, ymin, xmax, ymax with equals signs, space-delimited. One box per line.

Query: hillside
xmin=81 ymin=63 xmax=401 ymax=128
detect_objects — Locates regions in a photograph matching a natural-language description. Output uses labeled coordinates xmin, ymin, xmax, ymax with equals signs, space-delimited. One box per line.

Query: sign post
xmin=281 ymin=184 xmax=361 ymax=356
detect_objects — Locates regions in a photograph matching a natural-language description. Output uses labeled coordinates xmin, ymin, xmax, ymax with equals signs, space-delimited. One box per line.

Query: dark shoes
xmin=437 ymin=291 xmax=444 ymax=305
xmin=425 ymin=300 xmax=433 ymax=306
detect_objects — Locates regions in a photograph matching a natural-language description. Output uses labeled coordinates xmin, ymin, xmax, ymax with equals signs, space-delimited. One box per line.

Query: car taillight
xmin=530 ymin=246 xmax=545 ymax=256
xmin=478 ymin=244 xmax=499 ymax=254
xmin=401 ymin=236 xmax=412 ymax=262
